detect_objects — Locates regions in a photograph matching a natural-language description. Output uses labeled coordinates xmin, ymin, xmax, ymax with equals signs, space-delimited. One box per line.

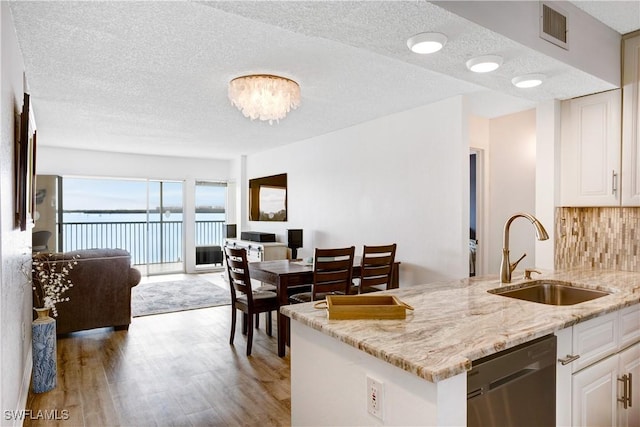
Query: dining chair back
xmin=224 ymin=246 xmax=278 ymax=356
xmin=289 ymin=246 xmax=355 ymax=303
xmin=357 ymin=244 xmax=397 ymax=294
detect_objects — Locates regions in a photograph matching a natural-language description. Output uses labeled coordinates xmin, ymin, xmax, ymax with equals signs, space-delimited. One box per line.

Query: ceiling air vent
xmin=540 ymin=2 xmax=569 ymax=50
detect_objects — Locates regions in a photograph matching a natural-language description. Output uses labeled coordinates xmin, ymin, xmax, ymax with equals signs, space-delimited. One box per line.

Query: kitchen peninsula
xmin=281 ymin=269 xmax=640 ymax=426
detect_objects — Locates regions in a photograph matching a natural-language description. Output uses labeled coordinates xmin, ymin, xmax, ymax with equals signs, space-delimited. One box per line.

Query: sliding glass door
xmin=60 ymin=177 xmax=184 ymax=275
xmin=147 ymin=180 xmax=184 ymax=275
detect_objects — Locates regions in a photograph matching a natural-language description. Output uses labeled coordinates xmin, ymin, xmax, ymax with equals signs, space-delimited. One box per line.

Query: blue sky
xmin=63 ymin=178 xmax=225 ymax=211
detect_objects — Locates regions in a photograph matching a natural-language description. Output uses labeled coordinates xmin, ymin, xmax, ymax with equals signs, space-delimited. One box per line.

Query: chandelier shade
xmin=228 ymin=74 xmax=301 ymax=124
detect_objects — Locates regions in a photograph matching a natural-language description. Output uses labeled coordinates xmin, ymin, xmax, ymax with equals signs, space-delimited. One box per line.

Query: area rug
xmin=131 ymin=277 xmax=230 ymax=317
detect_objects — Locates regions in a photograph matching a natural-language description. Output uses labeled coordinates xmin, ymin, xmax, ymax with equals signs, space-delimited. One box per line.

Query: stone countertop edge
xmin=280 ymin=268 xmax=640 ymax=383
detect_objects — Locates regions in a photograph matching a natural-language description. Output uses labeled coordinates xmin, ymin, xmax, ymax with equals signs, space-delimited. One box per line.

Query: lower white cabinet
xmin=571 ymin=352 xmax=617 ymax=426
xmin=618 ymin=344 xmax=640 ymax=427
xmin=571 ymin=311 xmax=617 ymax=372
xmin=572 ymin=342 xmax=639 ymax=426
xmin=557 ymin=305 xmax=640 ymax=426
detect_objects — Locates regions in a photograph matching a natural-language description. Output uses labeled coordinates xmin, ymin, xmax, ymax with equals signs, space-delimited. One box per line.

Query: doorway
xmin=470 ymin=149 xmax=485 ymax=277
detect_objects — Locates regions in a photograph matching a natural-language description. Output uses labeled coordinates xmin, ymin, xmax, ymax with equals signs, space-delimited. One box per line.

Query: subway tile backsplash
xmin=555 ymin=207 xmax=640 ymax=272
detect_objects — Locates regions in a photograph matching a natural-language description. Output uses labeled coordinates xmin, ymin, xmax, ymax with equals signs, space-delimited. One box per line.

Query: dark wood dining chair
xmin=352 ymin=244 xmax=397 ymax=294
xmin=289 ymin=246 xmax=355 ymax=303
xmin=224 ymin=246 xmax=279 ymax=356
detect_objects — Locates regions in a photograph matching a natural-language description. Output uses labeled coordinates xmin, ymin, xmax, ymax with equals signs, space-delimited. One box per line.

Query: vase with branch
xmin=25 ymin=252 xmax=79 ymax=393
xmin=30 ymin=253 xmax=79 ymax=317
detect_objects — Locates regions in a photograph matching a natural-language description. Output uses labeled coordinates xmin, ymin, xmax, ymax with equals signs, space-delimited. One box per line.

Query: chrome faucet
xmin=500 ymin=212 xmax=549 ymax=283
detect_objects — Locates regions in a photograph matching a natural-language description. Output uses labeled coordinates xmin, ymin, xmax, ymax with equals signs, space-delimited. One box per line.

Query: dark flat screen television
xmin=249 ymin=173 xmax=287 ymax=221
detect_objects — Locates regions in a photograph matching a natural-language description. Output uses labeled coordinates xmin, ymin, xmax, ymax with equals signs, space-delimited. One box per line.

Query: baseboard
xmin=13 ymin=346 xmax=32 ymax=427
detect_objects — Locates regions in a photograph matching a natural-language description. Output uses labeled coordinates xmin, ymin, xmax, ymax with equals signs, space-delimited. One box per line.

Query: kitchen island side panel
xmin=290 ymin=320 xmax=466 ymax=426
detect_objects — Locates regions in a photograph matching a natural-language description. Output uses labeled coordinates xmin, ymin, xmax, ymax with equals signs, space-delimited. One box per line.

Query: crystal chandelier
xmin=228 ymin=74 xmax=301 ymax=124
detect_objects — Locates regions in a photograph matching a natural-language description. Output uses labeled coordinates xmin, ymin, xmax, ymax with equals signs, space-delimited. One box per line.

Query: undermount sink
xmin=488 ymin=280 xmax=610 ymax=306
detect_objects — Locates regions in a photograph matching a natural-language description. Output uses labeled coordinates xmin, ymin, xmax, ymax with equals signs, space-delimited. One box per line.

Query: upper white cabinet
xmin=561 ymin=33 xmax=640 ymax=207
xmin=622 ymin=33 xmax=640 ymax=206
xmin=561 ymin=89 xmax=622 ymax=206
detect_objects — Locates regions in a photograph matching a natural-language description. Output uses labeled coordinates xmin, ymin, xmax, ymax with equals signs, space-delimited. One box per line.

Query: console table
xmin=224 ymin=239 xmax=288 ymax=262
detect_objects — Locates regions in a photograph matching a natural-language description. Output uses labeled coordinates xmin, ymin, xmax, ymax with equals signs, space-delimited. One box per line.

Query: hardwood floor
xmin=25 ymin=303 xmax=291 ymax=426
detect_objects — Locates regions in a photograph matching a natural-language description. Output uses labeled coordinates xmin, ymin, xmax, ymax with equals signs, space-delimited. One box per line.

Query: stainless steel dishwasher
xmin=467 ymin=334 xmax=556 ymax=427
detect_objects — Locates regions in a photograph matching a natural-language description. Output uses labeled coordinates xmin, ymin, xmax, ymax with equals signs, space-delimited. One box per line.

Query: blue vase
xmin=32 ymin=308 xmax=57 ymax=393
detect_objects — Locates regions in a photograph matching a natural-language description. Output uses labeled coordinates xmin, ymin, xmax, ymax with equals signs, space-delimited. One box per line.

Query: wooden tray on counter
xmin=315 ymin=295 xmax=413 ymax=320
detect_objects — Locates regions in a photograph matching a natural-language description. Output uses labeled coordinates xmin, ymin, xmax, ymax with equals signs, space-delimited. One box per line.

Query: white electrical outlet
xmin=366 ymin=376 xmax=383 ymax=419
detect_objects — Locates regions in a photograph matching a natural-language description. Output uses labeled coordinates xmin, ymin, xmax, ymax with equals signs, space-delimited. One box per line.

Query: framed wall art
xmin=15 ymin=93 xmax=35 ymax=231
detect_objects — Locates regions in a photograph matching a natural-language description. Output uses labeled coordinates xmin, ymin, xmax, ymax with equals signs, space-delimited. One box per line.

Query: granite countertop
xmin=280 ymin=268 xmax=640 ymax=383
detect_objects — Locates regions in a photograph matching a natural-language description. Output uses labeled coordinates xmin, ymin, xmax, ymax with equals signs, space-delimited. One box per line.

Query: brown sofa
xmin=32 ymin=249 xmax=141 ymax=334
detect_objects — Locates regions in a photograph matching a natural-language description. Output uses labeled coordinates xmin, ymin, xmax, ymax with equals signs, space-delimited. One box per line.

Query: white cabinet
xmin=572 ymin=352 xmax=618 ymax=426
xmin=622 ymin=34 xmax=640 ymax=206
xmin=224 ymin=239 xmax=287 ymax=262
xmin=620 ymin=302 xmax=640 ymax=349
xmin=571 ymin=311 xmax=617 ymax=372
xmin=561 ymin=89 xmax=622 ymax=206
xmin=561 ymin=33 xmax=640 ymax=207
xmin=572 ymin=342 xmax=640 ymax=427
xmin=557 ymin=305 xmax=640 ymax=426
xmin=618 ymin=343 xmax=640 ymax=427
xmin=618 ymin=343 xmax=640 ymax=426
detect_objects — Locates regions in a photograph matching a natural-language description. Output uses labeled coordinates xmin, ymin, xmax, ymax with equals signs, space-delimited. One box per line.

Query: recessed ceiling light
xmin=512 ymin=74 xmax=545 ymax=88
xmin=466 ymin=55 xmax=503 ymax=73
xmin=407 ymin=32 xmax=447 ymax=54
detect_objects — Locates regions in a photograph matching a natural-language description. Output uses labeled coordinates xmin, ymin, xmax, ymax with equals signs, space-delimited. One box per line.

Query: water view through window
xmin=61 ymin=177 xmax=226 ymax=274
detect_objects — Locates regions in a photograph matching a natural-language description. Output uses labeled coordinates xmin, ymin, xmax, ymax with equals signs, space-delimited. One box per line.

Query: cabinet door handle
xmin=629 ymin=372 xmax=633 ymax=408
xmin=618 ymin=374 xmax=630 ymax=409
xmin=612 ymin=170 xmax=618 ymax=195
xmin=558 ymin=354 xmax=580 ymax=365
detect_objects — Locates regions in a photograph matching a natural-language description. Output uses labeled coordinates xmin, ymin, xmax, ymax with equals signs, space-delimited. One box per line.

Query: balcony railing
xmin=62 ymin=220 xmax=225 ymax=266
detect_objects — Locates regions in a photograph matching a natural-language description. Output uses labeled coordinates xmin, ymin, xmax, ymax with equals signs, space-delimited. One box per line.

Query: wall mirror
xmin=249 ymin=173 xmax=287 ymax=221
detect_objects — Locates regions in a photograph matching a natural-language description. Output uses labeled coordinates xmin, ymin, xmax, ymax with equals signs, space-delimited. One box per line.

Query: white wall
xmin=487 ymin=109 xmax=539 ymax=274
xmin=243 ymin=97 xmax=470 ymax=286
xmin=37 ymin=146 xmax=232 ymax=273
xmin=36 ymin=146 xmax=231 ymax=182
xmin=536 ymin=100 xmax=561 ymax=269
xmin=469 ymin=116 xmax=490 ymax=152
xmin=1 ymin=2 xmax=34 ymax=421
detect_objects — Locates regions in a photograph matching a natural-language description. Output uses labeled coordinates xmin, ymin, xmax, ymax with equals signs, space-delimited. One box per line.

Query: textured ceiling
xmin=8 ymin=1 xmax=640 ymax=160
xmin=570 ymin=0 xmax=640 ymax=34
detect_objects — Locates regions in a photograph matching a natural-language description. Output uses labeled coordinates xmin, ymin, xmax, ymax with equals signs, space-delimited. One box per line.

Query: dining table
xmin=248 ymin=258 xmax=400 ymax=357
